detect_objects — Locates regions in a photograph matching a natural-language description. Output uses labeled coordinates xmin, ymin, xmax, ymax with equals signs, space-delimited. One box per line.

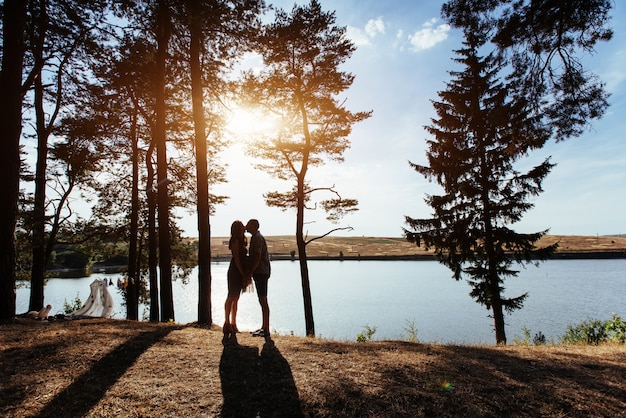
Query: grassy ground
xmin=208 ymin=234 xmax=626 ymax=259
xmin=2 ymin=318 xmax=625 ymax=417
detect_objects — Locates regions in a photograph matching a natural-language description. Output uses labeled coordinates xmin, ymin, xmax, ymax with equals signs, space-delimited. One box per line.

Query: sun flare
xmin=225 ymin=106 xmax=280 ymax=139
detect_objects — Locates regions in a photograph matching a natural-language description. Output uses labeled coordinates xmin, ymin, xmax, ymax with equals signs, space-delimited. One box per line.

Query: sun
xmin=225 ymin=106 xmax=280 ymax=139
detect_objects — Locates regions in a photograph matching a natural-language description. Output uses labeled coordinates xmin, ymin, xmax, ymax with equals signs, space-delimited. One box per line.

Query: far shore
xmin=42 ymin=234 xmax=625 ymax=277
xmin=203 ymin=234 xmax=626 ymax=261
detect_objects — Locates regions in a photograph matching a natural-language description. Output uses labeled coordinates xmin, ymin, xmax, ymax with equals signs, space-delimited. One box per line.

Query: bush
xmin=533 ymin=331 xmax=546 ymax=345
xmin=403 ymin=319 xmax=419 ymax=343
xmin=604 ymin=314 xmax=626 ymax=343
xmin=63 ymin=293 xmax=83 ymax=314
xmin=357 ymin=325 xmax=376 ymax=342
xmin=562 ymin=314 xmax=626 ymax=345
xmin=513 ymin=326 xmax=532 ymax=345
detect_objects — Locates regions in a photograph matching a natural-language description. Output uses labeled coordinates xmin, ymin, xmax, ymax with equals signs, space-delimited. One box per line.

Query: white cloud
xmin=365 ymin=17 xmax=385 ymax=38
xmin=346 ymin=26 xmax=372 ymax=46
xmin=347 ymin=17 xmax=385 ymax=46
xmin=408 ymin=18 xmax=450 ymax=51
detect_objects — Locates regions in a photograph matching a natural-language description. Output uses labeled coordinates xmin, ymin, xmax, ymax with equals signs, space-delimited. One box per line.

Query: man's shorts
xmin=253 ymin=273 xmax=270 ymax=297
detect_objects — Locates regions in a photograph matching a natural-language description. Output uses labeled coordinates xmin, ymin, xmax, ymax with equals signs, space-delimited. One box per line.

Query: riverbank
xmin=207 ymin=234 xmax=626 ymax=260
xmin=1 ymin=318 xmax=624 ymax=417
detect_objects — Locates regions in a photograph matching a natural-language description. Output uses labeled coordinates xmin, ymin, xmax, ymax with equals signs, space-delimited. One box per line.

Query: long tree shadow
xmin=33 ymin=326 xmax=179 ymax=418
xmin=220 ymin=336 xmax=303 ymax=417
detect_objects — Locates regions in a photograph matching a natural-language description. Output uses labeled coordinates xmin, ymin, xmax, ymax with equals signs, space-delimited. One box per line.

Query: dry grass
xmin=207 ymin=234 xmax=626 ymax=259
xmin=2 ymin=318 xmax=625 ymax=417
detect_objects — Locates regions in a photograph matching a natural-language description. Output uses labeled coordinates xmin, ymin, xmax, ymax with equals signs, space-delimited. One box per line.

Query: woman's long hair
xmin=229 ymin=220 xmax=247 ymax=249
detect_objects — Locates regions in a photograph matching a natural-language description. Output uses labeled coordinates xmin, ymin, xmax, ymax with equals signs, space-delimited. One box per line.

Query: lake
xmin=16 ymin=259 xmax=626 ymax=345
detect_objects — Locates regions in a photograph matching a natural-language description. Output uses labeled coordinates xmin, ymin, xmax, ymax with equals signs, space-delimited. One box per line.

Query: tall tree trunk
xmin=29 ymin=66 xmax=48 ymax=312
xmin=155 ymin=0 xmax=174 ymax=322
xmin=296 ymin=178 xmax=315 ymax=336
xmin=146 ymin=143 xmax=159 ymax=322
xmin=28 ymin=0 xmax=48 ymax=312
xmin=127 ymin=107 xmax=140 ymax=320
xmin=296 ymin=96 xmax=315 ymax=336
xmin=0 ymin=0 xmax=27 ymax=320
xmin=189 ymin=0 xmax=212 ymax=326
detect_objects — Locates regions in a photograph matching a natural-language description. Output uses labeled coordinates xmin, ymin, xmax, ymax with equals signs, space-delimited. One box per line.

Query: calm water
xmin=16 ymin=259 xmax=626 ymax=345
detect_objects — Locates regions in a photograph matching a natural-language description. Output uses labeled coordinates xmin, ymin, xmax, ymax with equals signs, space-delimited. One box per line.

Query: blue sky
xmin=184 ymin=0 xmax=626 ymax=238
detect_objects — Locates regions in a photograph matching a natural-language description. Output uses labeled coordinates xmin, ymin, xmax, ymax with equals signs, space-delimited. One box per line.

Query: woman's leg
xmin=230 ymin=296 xmax=240 ymax=332
xmin=224 ymin=297 xmax=234 ymax=334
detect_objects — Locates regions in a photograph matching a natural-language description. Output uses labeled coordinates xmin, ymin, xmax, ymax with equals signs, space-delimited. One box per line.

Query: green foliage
xmin=356 ymin=325 xmax=377 ymax=342
xmin=63 ymin=293 xmax=82 ymax=314
xmin=562 ymin=314 xmax=626 ymax=345
xmin=441 ymin=0 xmax=612 ymax=139
xmin=513 ymin=326 xmax=532 ymax=345
xmin=605 ymin=314 xmax=626 ymax=343
xmin=403 ymin=29 xmax=556 ymax=345
xmin=403 ymin=319 xmax=419 ymax=343
xmin=46 ymin=244 xmax=93 ymax=271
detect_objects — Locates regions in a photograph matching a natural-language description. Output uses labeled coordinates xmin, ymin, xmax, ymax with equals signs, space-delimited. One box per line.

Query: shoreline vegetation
xmin=1 ymin=318 xmax=625 ymax=417
xmin=77 ymin=234 xmax=626 ymax=275
xmin=201 ymin=233 xmax=626 ymax=261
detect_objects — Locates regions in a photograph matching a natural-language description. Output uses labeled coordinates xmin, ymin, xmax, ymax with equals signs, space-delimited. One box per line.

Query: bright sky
xmin=181 ymin=0 xmax=626 ymax=239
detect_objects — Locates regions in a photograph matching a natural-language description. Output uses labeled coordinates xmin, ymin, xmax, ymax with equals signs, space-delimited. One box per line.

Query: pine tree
xmin=441 ymin=0 xmax=612 ymax=140
xmin=404 ymin=35 xmax=557 ymax=345
xmin=242 ymin=0 xmax=371 ymax=336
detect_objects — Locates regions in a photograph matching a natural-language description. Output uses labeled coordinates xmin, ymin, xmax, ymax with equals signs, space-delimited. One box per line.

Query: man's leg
xmin=259 ymin=296 xmax=270 ymax=333
xmin=252 ymin=274 xmax=270 ymax=336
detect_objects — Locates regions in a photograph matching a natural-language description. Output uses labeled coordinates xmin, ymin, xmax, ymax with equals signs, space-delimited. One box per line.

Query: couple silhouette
xmin=223 ymin=219 xmax=271 ymax=341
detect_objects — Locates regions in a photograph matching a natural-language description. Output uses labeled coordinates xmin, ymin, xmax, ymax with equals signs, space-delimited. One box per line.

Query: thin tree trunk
xmin=127 ymin=107 xmax=140 ymax=320
xmin=155 ymin=0 xmax=174 ymax=322
xmin=189 ymin=0 xmax=212 ymax=326
xmin=146 ymin=143 xmax=159 ymax=322
xmin=0 ymin=0 xmax=27 ymax=320
xmin=29 ymin=0 xmax=48 ymax=312
xmin=296 ymin=179 xmax=315 ymax=336
xmin=29 ymin=67 xmax=48 ymax=312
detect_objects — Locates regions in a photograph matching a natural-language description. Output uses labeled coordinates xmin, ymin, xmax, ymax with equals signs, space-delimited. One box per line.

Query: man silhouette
xmin=245 ymin=219 xmax=271 ymax=338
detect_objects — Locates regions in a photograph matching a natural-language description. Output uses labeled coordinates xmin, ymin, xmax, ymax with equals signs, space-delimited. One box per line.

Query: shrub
xmin=63 ymin=293 xmax=82 ymax=314
xmin=514 ymin=326 xmax=547 ymax=346
xmin=513 ymin=326 xmax=532 ymax=345
xmin=533 ymin=331 xmax=546 ymax=345
xmin=357 ymin=325 xmax=376 ymax=342
xmin=403 ymin=319 xmax=419 ymax=343
xmin=562 ymin=314 xmax=626 ymax=345
xmin=604 ymin=313 xmax=626 ymax=343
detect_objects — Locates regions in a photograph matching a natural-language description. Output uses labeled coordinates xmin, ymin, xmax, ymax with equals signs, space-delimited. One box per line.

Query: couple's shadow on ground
xmin=219 ymin=335 xmax=304 ymax=417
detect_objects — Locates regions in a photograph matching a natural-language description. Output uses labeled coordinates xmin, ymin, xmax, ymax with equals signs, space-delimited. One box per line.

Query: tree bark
xmin=29 ymin=29 xmax=48 ymax=312
xmin=0 ymin=0 xmax=27 ymax=320
xmin=296 ymin=178 xmax=315 ymax=337
xmin=155 ymin=0 xmax=174 ymax=322
xmin=127 ymin=107 xmax=140 ymax=320
xmin=146 ymin=143 xmax=159 ymax=322
xmin=29 ymin=0 xmax=53 ymax=311
xmin=189 ymin=0 xmax=212 ymax=326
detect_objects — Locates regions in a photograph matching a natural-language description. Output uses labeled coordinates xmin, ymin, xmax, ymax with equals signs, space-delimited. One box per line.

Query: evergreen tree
xmin=404 ymin=35 xmax=557 ymax=345
xmin=242 ymin=0 xmax=371 ymax=336
xmin=441 ymin=0 xmax=613 ymax=140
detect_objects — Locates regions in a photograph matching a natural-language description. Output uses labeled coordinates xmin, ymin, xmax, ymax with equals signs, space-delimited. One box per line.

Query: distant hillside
xmin=202 ymin=235 xmax=626 ymax=259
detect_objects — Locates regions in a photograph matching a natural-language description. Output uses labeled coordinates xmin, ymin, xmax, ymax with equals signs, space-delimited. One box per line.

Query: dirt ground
xmin=1 ymin=318 xmax=625 ymax=417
